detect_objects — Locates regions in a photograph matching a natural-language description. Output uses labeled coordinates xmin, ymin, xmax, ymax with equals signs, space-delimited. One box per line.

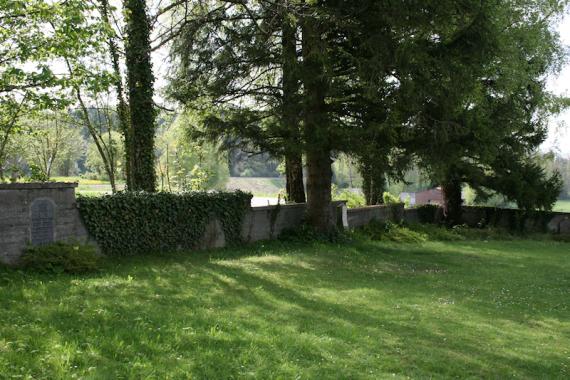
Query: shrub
xmin=407 ymin=223 xmax=465 ymax=241
xmin=382 ymin=192 xmax=401 ymax=205
xmin=77 ymin=191 xmax=252 ymax=256
xmin=21 ymin=242 xmax=101 ymax=274
xmin=452 ymin=225 xmax=516 ymax=241
xmin=553 ymin=234 xmax=570 ymax=243
xmin=279 ymin=224 xmax=350 ymax=243
xmin=358 ymin=220 xmax=427 ymax=243
xmin=334 ymin=189 xmax=365 ymax=208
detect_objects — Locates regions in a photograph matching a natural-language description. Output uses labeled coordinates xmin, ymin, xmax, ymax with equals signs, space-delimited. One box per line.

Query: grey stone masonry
xmin=0 ymin=183 xmax=89 ymax=264
xmin=347 ymin=204 xmax=404 ymax=228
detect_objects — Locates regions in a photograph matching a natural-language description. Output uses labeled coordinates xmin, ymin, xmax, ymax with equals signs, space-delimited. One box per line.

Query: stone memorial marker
xmin=31 ymin=199 xmax=55 ymax=245
xmin=559 ymin=218 xmax=570 ymax=234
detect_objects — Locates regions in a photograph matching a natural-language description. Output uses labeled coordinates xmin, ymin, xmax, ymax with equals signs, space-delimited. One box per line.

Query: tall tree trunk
xmin=285 ymin=154 xmax=305 ymax=203
xmin=124 ymin=0 xmax=156 ymax=192
xmin=442 ymin=171 xmax=463 ymax=226
xmin=282 ymin=1 xmax=305 ymax=203
xmin=305 ymin=150 xmax=333 ymax=229
xmin=99 ymin=0 xmax=133 ymax=190
xmin=302 ymin=6 xmax=333 ymax=231
xmin=360 ymin=160 xmax=386 ymax=205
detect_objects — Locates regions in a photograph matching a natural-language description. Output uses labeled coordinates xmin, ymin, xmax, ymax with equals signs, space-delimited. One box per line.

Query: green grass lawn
xmin=50 ymin=176 xmax=124 ymax=196
xmin=1 ymin=238 xmax=569 ymax=378
xmin=554 ymin=199 xmax=570 ymax=213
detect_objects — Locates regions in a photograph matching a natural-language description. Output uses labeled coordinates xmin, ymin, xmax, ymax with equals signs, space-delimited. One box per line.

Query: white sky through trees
xmin=36 ymin=1 xmax=570 ymax=157
xmin=544 ymin=11 xmax=570 ymax=157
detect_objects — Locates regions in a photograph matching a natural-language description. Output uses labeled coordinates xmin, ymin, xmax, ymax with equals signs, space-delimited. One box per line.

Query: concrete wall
xmin=346 ymin=204 xmax=404 ymax=228
xmin=3 ymin=184 xmax=568 ymax=265
xmin=0 ymin=183 xmax=88 ymax=264
xmin=0 ymin=184 xmax=351 ymax=263
xmin=402 ymin=205 xmax=570 ymax=234
xmin=461 ymin=206 xmax=570 ymax=233
xmin=241 ymin=201 xmax=349 ymax=242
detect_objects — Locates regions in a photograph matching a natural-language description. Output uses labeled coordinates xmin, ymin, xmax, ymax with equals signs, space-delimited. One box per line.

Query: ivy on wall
xmin=77 ymin=191 xmax=252 ymax=256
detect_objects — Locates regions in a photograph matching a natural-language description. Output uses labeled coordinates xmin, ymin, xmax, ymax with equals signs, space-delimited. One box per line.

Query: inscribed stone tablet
xmin=31 ymin=199 xmax=55 ymax=245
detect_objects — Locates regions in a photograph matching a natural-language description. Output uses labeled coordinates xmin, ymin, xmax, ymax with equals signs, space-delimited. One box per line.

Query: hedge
xmin=77 ymin=191 xmax=252 ymax=256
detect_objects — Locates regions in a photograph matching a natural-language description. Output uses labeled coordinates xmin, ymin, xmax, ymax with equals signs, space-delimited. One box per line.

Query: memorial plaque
xmin=31 ymin=199 xmax=55 ymax=245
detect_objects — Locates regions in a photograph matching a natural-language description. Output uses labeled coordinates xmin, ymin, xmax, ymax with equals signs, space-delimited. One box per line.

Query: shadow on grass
xmin=0 ymin=238 xmax=568 ymax=378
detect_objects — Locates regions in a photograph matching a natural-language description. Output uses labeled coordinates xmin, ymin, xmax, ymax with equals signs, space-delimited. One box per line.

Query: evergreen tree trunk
xmin=282 ymin=1 xmax=305 ymax=204
xmin=442 ymin=173 xmax=463 ymax=226
xmin=124 ymin=0 xmax=156 ymax=192
xmin=285 ymin=154 xmax=305 ymax=203
xmin=361 ymin=161 xmax=386 ymax=206
xmin=302 ymin=6 xmax=333 ymax=231
xmin=305 ymin=150 xmax=333 ymax=229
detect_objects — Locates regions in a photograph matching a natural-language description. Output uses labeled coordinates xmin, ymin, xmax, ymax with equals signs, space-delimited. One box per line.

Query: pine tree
xmin=169 ymin=0 xmax=307 ymax=202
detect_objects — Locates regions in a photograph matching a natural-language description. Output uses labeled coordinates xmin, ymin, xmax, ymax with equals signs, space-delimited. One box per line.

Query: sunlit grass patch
xmin=0 ymin=238 xmax=568 ymax=378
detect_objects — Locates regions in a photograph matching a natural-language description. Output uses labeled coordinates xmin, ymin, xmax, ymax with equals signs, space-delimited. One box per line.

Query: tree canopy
xmin=1 ymin=0 xmax=568 ymax=230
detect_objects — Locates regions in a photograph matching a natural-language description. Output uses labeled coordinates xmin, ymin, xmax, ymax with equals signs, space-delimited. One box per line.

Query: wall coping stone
xmin=250 ymin=200 xmax=347 ymax=212
xmin=347 ymin=204 xmax=401 ymax=212
xmin=0 ymin=182 xmax=78 ymax=190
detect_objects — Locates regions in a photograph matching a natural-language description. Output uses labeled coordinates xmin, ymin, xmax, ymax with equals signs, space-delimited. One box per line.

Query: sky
xmin=544 ymin=12 xmax=570 ymax=157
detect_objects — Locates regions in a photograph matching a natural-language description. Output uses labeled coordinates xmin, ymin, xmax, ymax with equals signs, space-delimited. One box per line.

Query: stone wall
xmin=346 ymin=204 xmax=404 ymax=228
xmin=241 ymin=201 xmax=349 ymax=242
xmin=0 ymin=184 xmax=352 ymax=264
xmin=402 ymin=205 xmax=570 ymax=234
xmin=460 ymin=206 xmax=570 ymax=233
xmin=0 ymin=183 xmax=88 ymax=264
xmin=3 ymin=184 xmax=568 ymax=265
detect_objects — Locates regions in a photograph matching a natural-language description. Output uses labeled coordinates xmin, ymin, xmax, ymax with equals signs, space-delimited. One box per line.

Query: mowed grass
xmin=554 ymin=199 xmax=570 ymax=213
xmin=51 ymin=176 xmax=124 ymax=196
xmin=0 ymin=238 xmax=569 ymax=379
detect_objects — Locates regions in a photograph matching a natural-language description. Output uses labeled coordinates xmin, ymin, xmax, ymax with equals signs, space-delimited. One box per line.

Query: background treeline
xmin=1 ymin=0 xmax=570 ymax=230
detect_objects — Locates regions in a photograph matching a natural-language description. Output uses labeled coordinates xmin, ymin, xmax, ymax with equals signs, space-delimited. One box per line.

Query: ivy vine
xmin=77 ymin=191 xmax=252 ymax=256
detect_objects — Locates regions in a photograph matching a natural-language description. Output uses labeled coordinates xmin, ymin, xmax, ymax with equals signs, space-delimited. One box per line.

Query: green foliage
xmin=279 ymin=224 xmax=348 ymax=244
xmin=332 ymin=155 xmax=361 ymax=188
xmin=382 ymin=192 xmax=401 ymax=205
xmin=409 ymin=0 xmax=567 ymax=212
xmin=124 ymin=0 xmax=156 ymax=192
xmin=156 ymin=113 xmax=229 ymax=192
xmin=28 ymin=164 xmax=49 ymax=182
xmin=77 ymin=191 xmax=253 ymax=256
xmin=544 ymin=153 xmax=570 ymax=200
xmin=0 ymin=0 xmax=112 ymax=179
xmin=332 ymin=185 xmax=365 ymax=208
xmin=21 ymin=242 xmax=100 ymax=274
xmin=359 ymin=220 xmax=526 ymax=243
xmin=450 ymin=225 xmax=516 ymax=241
xmin=405 ymin=223 xmax=466 ymax=242
xmin=85 ymin=130 xmax=124 ymax=181
xmin=358 ymin=221 xmax=427 ymax=243
xmin=18 ymin=111 xmax=84 ymax=180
